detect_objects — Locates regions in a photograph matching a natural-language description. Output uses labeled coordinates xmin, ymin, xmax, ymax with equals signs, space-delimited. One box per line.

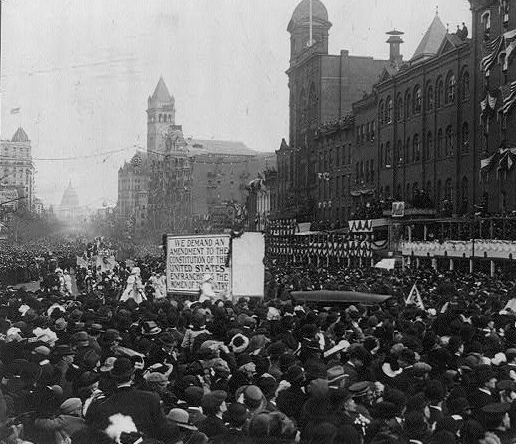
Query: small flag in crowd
xmin=10 ymin=108 xmax=20 ymax=115
xmin=406 ymin=284 xmax=424 ymax=310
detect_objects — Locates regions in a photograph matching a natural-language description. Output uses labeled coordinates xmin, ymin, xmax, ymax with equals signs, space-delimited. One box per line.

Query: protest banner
xmin=166 ymin=232 xmax=265 ymax=298
xmin=166 ymin=234 xmax=231 ymax=295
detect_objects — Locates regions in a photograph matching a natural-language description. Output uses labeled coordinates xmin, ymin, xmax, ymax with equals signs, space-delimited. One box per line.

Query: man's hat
xmin=183 ymin=386 xmax=204 ymax=406
xmin=446 ymin=397 xmax=471 ymax=415
xmin=54 ymin=318 xmax=68 ymax=331
xmin=110 ymin=357 xmax=135 ymax=381
xmin=349 ymin=381 xmax=373 ymax=397
xmin=223 ymin=402 xmax=248 ymax=427
xmin=141 ymin=320 xmax=161 ymax=336
xmin=167 ymin=408 xmax=197 ymax=431
xmin=77 ymin=371 xmax=100 ymax=388
xmin=72 ymin=331 xmax=89 ymax=348
xmin=52 ymin=345 xmax=75 ymax=357
xmin=60 ymin=398 xmax=82 ymax=415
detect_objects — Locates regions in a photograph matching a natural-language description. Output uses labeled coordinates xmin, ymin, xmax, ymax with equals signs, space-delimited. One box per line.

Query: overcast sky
xmin=0 ymin=0 xmax=471 ymax=208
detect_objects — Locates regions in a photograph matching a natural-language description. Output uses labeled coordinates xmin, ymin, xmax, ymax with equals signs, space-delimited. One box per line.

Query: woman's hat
xmin=230 ymin=333 xmax=250 ymax=354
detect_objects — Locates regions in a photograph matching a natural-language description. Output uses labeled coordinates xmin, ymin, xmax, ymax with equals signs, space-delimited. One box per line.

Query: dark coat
xmin=197 ymin=414 xmax=228 ymax=438
xmin=90 ymin=386 xmax=170 ymax=439
xmin=276 ymin=384 xmax=307 ymax=424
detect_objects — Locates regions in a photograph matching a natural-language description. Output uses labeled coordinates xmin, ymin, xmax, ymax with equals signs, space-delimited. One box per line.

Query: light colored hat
xmin=201 ymin=273 xmax=213 ymax=283
xmin=60 ymin=398 xmax=82 ymax=415
xmin=131 ymin=267 xmax=141 ymax=276
xmin=167 ymin=408 xmax=197 ymax=430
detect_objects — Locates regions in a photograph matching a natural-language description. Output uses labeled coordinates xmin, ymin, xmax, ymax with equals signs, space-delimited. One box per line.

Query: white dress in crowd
xmin=198 ymin=273 xmax=217 ymax=303
xmin=149 ymin=273 xmax=166 ymax=299
xmin=63 ymin=272 xmax=73 ymax=295
xmin=120 ymin=267 xmax=147 ymax=304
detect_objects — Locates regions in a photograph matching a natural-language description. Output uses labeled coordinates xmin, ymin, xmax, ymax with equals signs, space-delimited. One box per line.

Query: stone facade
xmin=0 ymin=127 xmax=34 ymax=210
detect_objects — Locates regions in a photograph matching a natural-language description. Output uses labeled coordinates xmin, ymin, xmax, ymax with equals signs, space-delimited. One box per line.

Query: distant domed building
xmin=56 ymin=180 xmax=84 ymax=222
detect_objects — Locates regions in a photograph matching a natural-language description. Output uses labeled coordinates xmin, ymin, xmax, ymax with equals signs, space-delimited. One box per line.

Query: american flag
xmin=500 ymin=80 xmax=516 ymax=114
xmin=481 ymin=35 xmax=504 ymax=73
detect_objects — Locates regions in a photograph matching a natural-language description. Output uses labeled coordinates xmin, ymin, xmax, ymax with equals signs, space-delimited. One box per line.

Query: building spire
xmin=308 ymin=0 xmax=314 ymax=47
xmin=436 ymin=5 xmax=438 ymax=16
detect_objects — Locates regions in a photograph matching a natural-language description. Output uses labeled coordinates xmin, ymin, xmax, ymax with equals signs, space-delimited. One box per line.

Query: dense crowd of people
xmin=2 ymin=237 xmax=516 ymax=444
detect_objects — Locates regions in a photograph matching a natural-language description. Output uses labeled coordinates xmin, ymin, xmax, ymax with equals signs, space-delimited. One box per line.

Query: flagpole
xmin=309 ymin=0 xmax=313 ymax=47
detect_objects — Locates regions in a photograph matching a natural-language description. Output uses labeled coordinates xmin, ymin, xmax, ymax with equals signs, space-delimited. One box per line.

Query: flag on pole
xmin=481 ymin=35 xmax=504 ymax=74
xmin=500 ymin=80 xmax=516 ymax=115
xmin=406 ymin=284 xmax=424 ymax=310
xmin=10 ymin=108 xmax=20 ymax=115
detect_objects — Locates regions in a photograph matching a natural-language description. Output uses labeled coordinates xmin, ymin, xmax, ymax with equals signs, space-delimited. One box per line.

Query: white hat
xmin=201 ymin=273 xmax=213 ymax=283
xmin=131 ymin=267 xmax=141 ymax=276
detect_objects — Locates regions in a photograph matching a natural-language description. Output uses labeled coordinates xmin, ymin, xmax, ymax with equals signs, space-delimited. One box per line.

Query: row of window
xmin=318 ymin=175 xmax=353 ymax=201
xmin=379 ymin=69 xmax=470 ymax=124
xmin=379 ymin=123 xmax=469 ymax=167
xmin=318 ymin=143 xmax=353 ymax=171
xmin=355 ymin=121 xmax=376 ymax=145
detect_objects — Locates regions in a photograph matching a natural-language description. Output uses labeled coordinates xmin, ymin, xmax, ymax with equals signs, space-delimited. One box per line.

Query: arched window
xmin=426 ymin=83 xmax=434 ymax=111
xmin=461 ymin=176 xmax=469 ymax=213
xmin=462 ymin=122 xmax=470 ymax=153
xmin=413 ymin=134 xmax=421 ymax=162
xmin=405 ymin=91 xmax=411 ymax=118
xmin=386 ymin=142 xmax=392 ymax=166
xmin=396 ymin=184 xmax=402 ymax=200
xmin=444 ymin=178 xmax=453 ymax=201
xmin=396 ymin=94 xmax=403 ymax=121
xmin=308 ymin=83 xmax=317 ymax=122
xmin=406 ymin=183 xmax=411 ymax=201
xmin=290 ymin=93 xmax=295 ymax=139
xmin=436 ymin=128 xmax=443 ymax=159
xmin=386 ymin=96 xmax=393 ymax=123
xmin=436 ymin=77 xmax=444 ymax=108
xmin=413 ymin=182 xmax=419 ymax=200
xmin=436 ymin=179 xmax=442 ymax=206
xmin=446 ymin=72 xmax=456 ymax=103
xmin=298 ymin=89 xmax=306 ymax=129
xmin=385 ymin=186 xmax=391 ymax=199
xmin=461 ymin=69 xmax=470 ymax=100
xmin=445 ymin=125 xmax=453 ymax=156
xmin=405 ymin=137 xmax=411 ymax=163
xmin=379 ymin=101 xmax=385 ymax=125
xmin=413 ymin=85 xmax=422 ymax=114
xmin=426 ymin=131 xmax=433 ymax=161
xmin=397 ymin=140 xmax=403 ymax=164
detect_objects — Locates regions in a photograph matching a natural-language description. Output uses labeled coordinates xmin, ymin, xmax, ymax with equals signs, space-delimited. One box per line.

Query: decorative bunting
xmin=500 ymin=80 xmax=516 ymax=114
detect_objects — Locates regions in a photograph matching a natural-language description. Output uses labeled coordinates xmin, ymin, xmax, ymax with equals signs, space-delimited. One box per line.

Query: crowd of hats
xmin=3 ymin=239 xmax=516 ymax=443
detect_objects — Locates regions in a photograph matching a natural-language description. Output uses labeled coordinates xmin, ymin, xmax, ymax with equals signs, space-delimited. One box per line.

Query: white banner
xmin=166 ymin=234 xmax=231 ymax=294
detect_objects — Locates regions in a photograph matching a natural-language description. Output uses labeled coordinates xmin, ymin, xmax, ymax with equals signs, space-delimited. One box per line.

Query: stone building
xmin=117 ymin=151 xmax=149 ymax=231
xmin=118 ymin=77 xmax=274 ymax=235
xmin=0 ymin=127 xmax=35 ymax=210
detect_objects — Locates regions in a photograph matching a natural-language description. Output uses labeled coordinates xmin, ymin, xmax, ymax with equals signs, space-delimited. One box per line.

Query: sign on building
xmin=392 ymin=202 xmax=405 ymax=218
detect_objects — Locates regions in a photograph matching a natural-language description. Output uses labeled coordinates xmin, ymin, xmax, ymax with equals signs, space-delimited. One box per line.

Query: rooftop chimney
xmin=386 ymin=29 xmax=404 ymax=66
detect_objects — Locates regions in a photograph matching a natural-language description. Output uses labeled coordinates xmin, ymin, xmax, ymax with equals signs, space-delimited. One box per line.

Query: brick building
xmin=277 ymin=0 xmax=390 ymax=221
xmin=471 ymin=0 xmax=516 ymax=213
xmin=375 ymin=15 xmax=472 ymax=216
xmin=277 ymin=0 xmax=479 ymax=226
